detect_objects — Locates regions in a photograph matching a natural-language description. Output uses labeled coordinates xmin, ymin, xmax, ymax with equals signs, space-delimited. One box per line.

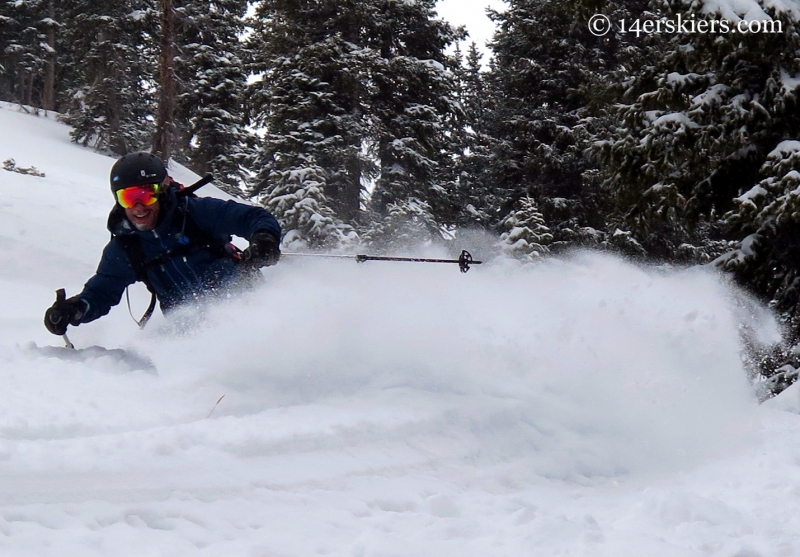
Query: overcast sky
xmin=436 ymin=0 xmax=507 ymax=55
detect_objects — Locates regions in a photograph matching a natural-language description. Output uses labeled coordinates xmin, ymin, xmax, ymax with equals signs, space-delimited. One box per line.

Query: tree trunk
xmin=42 ymin=1 xmax=56 ymax=111
xmin=153 ymin=0 xmax=177 ymax=163
xmin=19 ymin=70 xmax=33 ymax=107
xmin=339 ymin=23 xmax=364 ymax=223
xmin=342 ymin=153 xmax=362 ymax=222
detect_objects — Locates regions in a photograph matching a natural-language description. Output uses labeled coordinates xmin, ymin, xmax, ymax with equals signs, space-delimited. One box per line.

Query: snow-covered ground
xmin=1 ymin=103 xmax=800 ymax=556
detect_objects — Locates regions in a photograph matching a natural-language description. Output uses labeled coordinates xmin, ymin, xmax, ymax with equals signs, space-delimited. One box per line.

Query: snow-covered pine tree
xmin=0 ymin=5 xmax=41 ymax=106
xmin=172 ymin=0 xmax=252 ymax=194
xmin=246 ymin=0 xmax=376 ymax=247
xmin=60 ymin=0 xmax=158 ymax=155
xmin=717 ymin=141 xmax=800 ymax=395
xmin=367 ymin=0 xmax=463 ymax=228
xmin=720 ymin=141 xmax=800 ymax=329
xmin=0 ymin=4 xmax=13 ymax=94
xmin=0 ymin=0 xmax=63 ymax=110
xmin=264 ymin=164 xmax=357 ymax=250
xmin=485 ymin=0 xmax=653 ymax=248
xmin=497 ymin=196 xmax=553 ymax=261
xmin=360 ymin=197 xmax=442 ymax=252
xmin=446 ymin=42 xmax=497 ymax=229
xmin=247 ymin=0 xmax=462 ymax=247
xmin=596 ymin=0 xmax=800 ymax=261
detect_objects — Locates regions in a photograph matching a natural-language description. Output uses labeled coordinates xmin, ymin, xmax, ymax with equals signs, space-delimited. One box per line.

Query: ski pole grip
xmin=55 ymin=288 xmax=66 ymax=305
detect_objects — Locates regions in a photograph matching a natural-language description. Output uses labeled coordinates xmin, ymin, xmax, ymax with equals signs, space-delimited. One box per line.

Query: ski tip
xmin=26 ymin=342 xmax=157 ymax=374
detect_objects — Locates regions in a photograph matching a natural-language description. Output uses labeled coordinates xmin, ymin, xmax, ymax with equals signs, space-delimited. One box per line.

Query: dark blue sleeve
xmin=187 ymin=197 xmax=281 ymax=241
xmin=77 ymin=239 xmax=137 ymax=323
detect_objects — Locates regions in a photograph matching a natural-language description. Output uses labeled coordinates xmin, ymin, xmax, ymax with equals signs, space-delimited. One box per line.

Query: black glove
xmin=244 ymin=231 xmax=281 ymax=267
xmin=44 ymin=294 xmax=87 ymax=336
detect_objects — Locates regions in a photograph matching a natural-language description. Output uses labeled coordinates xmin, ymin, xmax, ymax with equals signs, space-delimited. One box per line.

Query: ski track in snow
xmin=1 ymin=103 xmax=800 ymax=556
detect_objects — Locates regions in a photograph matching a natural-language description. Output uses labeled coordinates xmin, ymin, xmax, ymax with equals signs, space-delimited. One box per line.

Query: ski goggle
xmin=115 ymin=184 xmax=161 ymax=209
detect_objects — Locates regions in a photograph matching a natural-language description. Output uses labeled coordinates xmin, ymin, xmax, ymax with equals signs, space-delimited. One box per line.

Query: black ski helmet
xmin=109 ymin=152 xmax=167 ymax=195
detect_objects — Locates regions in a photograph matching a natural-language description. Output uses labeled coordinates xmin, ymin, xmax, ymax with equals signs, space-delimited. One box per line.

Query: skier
xmin=44 ymin=152 xmax=281 ymax=336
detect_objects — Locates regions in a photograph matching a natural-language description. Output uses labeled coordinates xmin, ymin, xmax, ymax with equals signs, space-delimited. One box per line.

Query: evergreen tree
xmin=1 ymin=0 xmax=252 ymax=172
xmin=60 ymin=0 xmax=158 ymax=155
xmin=367 ymin=0 xmax=463 ymax=226
xmin=718 ymin=141 xmax=800 ymax=396
xmin=484 ymin=0 xmax=652 ymax=248
xmin=172 ymin=0 xmax=252 ymax=193
xmin=265 ymin=164 xmax=357 ymax=249
xmin=497 ymin=196 xmax=553 ymax=261
xmin=446 ymin=41 xmax=497 ymax=229
xmin=247 ymin=0 xmax=379 ymax=247
xmin=247 ymin=0 xmax=462 ymax=248
xmin=0 ymin=5 xmax=11 ymax=85
xmin=0 ymin=0 xmax=63 ymax=109
xmin=361 ymin=197 xmax=442 ymax=251
xmin=719 ymin=141 xmax=800 ymax=330
xmin=596 ymin=1 xmax=800 ymax=260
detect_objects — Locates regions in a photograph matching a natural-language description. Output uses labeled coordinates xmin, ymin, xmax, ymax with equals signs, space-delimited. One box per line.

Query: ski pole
xmin=53 ymin=289 xmax=76 ymax=349
xmin=280 ymin=249 xmax=482 ymax=273
xmin=62 ymin=332 xmax=75 ymax=350
xmin=176 ymin=173 xmax=214 ymax=197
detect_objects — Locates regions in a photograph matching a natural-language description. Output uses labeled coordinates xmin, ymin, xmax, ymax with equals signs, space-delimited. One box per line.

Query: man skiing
xmin=44 ymin=152 xmax=281 ymax=335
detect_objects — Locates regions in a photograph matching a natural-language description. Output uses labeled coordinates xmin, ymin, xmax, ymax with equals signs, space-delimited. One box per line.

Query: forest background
xmin=3 ymin=0 xmax=800 ymax=395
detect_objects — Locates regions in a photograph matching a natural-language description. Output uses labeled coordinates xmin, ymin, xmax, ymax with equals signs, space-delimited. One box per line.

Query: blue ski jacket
xmin=77 ymin=188 xmax=281 ymax=323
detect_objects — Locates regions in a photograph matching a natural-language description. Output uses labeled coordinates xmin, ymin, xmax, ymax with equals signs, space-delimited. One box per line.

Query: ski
xmin=26 ymin=342 xmax=156 ymax=372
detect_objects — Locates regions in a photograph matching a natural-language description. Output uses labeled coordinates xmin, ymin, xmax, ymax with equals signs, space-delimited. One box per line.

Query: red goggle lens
xmin=116 ymin=184 xmax=161 ymax=209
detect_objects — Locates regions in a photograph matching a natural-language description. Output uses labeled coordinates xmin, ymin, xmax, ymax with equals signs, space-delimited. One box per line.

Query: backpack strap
xmin=133 ymin=197 xmax=237 ymax=268
xmin=115 ymin=234 xmax=157 ymax=329
xmin=116 ymin=234 xmax=155 ymax=287
xmin=174 ymin=196 xmax=235 ymax=260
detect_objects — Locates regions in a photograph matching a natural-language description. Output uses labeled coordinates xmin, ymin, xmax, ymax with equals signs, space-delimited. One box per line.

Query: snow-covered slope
xmin=1 ymin=103 xmax=799 ymax=556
